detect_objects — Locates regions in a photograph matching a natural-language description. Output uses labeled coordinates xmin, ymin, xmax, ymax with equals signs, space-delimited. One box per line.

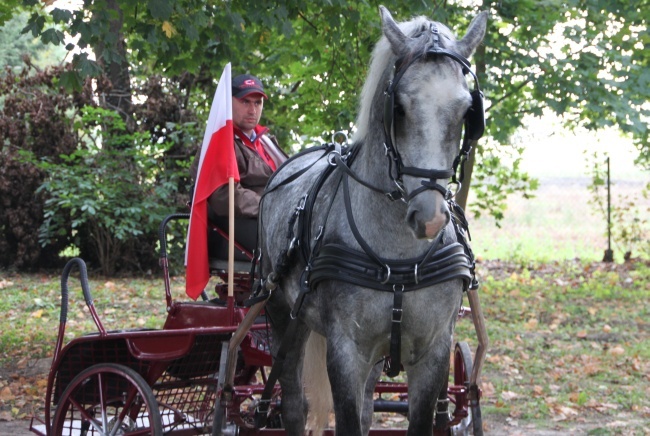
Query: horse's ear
xmin=379 ymin=5 xmax=407 ymax=55
xmin=457 ymin=11 xmax=489 ymax=59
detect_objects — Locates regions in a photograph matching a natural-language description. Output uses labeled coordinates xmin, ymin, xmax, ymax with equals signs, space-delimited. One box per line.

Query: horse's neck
xmin=340 ymin=139 xmax=426 ymax=255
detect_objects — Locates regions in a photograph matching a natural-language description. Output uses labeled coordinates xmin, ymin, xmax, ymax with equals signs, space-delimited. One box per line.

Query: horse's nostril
xmin=406 ymin=209 xmax=418 ymax=231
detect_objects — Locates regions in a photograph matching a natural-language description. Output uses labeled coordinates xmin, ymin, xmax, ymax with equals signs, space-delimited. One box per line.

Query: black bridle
xmin=382 ymin=23 xmax=485 ymax=202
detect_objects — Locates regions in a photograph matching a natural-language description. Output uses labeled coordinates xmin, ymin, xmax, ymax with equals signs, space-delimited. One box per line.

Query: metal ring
xmin=380 ymin=264 xmax=392 ymax=285
xmin=331 ymin=131 xmax=348 ymax=145
xmin=448 ymin=181 xmax=462 ymax=198
xmin=414 ymin=263 xmax=419 ymax=285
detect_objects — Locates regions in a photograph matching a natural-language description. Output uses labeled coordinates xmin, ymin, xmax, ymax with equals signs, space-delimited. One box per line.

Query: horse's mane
xmin=353 ymin=15 xmax=458 ymax=141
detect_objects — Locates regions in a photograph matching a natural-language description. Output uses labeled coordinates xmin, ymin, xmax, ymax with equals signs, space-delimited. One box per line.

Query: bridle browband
xmin=382 ymin=22 xmax=485 ymax=202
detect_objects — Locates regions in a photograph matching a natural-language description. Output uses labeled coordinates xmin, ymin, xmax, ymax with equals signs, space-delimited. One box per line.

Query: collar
xmin=234 ymin=125 xmax=269 ymax=143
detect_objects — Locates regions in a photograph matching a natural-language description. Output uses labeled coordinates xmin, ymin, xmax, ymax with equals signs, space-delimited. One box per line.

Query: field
xmin=470 ymin=177 xmax=648 ymax=263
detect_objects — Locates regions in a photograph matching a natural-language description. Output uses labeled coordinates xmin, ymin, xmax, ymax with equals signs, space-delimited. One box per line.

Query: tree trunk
xmin=93 ymin=0 xmax=134 ymax=135
xmin=456 ymin=22 xmax=487 ymax=211
xmin=455 ymin=141 xmax=477 ymax=210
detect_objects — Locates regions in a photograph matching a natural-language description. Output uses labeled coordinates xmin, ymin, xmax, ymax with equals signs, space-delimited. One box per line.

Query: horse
xmin=257 ymin=6 xmax=488 ymax=435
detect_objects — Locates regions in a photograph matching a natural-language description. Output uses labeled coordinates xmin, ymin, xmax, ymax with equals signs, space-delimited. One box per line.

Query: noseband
xmin=383 ymin=23 xmax=485 ymax=202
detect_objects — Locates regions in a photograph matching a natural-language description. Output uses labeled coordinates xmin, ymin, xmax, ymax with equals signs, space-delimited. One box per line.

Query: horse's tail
xmin=304 ymin=331 xmax=332 ymax=434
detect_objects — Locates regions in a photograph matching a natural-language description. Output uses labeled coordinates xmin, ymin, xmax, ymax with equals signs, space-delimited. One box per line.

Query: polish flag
xmin=185 ymin=63 xmax=239 ymax=299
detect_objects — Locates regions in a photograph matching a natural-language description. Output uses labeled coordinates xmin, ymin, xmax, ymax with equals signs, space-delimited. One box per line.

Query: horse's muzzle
xmin=406 ymin=191 xmax=450 ymax=239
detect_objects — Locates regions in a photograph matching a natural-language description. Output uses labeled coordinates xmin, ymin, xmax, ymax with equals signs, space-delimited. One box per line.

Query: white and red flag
xmin=185 ymin=63 xmax=239 ymax=299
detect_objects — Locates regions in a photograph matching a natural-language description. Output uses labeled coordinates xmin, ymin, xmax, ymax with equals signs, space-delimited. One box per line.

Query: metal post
xmin=603 ymin=157 xmax=614 ymax=262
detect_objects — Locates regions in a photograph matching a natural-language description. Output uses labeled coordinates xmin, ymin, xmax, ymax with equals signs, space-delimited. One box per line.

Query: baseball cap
xmin=232 ymin=74 xmax=268 ymax=99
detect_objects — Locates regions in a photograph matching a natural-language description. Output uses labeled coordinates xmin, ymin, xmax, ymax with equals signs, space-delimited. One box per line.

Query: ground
xmin=1 ymin=357 xmax=646 ymax=435
xmin=1 ymin=259 xmax=648 ymax=434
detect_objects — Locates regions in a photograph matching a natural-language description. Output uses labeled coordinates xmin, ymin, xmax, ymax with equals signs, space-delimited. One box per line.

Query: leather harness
xmin=253 ymin=23 xmax=483 ymax=426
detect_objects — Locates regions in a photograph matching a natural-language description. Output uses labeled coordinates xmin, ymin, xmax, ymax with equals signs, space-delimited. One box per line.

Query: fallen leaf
xmin=501 ymin=390 xmax=519 ymax=401
xmin=0 ymin=386 xmax=14 ymax=401
xmin=608 ymin=345 xmax=625 ymax=356
xmin=481 ymin=381 xmax=496 ymax=398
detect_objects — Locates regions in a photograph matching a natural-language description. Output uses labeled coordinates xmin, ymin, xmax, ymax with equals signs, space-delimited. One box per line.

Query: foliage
xmin=0 ymin=62 xmax=94 ymax=269
xmin=586 ymin=152 xmax=650 ymax=260
xmin=32 ymin=107 xmax=180 ymax=276
xmin=1 ymin=51 xmax=196 ymax=272
xmin=470 ymin=141 xmax=539 ymax=222
xmin=0 ymin=0 xmax=646 ymax=273
xmin=17 ymin=0 xmax=647 ymax=220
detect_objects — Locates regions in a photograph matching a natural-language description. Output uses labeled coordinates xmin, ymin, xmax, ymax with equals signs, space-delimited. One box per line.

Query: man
xmin=190 ymin=73 xmax=286 ymax=218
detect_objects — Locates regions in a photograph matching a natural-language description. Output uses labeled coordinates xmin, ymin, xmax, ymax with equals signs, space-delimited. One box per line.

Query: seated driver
xmin=190 ymin=73 xmax=286 ymax=218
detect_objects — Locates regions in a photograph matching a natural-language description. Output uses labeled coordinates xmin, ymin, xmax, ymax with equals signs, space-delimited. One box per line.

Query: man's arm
xmin=208 ymin=183 xmax=260 ymax=218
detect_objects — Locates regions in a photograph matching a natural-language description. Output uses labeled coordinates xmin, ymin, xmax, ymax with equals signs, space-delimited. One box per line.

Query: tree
xmin=3 ymin=0 xmax=647 ymax=271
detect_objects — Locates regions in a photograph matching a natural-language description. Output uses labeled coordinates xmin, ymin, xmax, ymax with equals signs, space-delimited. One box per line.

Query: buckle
xmin=392 ymin=307 xmax=403 ymax=323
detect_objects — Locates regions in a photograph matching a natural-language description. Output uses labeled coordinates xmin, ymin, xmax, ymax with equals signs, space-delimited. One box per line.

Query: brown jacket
xmin=190 ymin=128 xmax=286 ymax=218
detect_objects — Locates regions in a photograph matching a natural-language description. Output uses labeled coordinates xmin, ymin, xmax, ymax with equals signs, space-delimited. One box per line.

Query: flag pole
xmin=227 ymin=176 xmax=235 ymax=323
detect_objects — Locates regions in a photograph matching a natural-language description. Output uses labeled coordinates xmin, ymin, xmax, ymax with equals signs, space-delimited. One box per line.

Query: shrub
xmin=0 ymin=62 xmax=93 ymax=269
xmin=34 ymin=107 xmax=179 ymax=275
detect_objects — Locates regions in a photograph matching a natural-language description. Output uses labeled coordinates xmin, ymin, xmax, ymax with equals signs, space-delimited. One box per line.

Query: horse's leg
xmin=361 ymin=360 xmax=383 ymax=434
xmin=326 ymin=336 xmax=373 ymax=436
xmin=278 ymin=323 xmax=311 ymax=435
xmin=404 ymin=342 xmax=452 ymax=436
xmin=266 ymin=294 xmax=311 ymax=435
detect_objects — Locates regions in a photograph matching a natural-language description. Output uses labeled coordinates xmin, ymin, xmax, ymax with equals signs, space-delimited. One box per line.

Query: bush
xmin=33 ymin=107 xmax=182 ymax=275
xmin=0 ymin=62 xmax=93 ymax=269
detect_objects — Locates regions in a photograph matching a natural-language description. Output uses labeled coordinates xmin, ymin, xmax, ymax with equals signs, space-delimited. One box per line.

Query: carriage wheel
xmin=451 ymin=342 xmax=483 ymax=436
xmin=52 ymin=363 xmax=162 ymax=435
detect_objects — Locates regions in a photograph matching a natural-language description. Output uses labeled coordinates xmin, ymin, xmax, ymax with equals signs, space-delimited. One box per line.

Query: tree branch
xmin=298 ymin=11 xmax=318 ymax=32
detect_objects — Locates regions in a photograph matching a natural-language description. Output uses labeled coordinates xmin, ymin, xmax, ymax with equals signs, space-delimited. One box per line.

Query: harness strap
xmin=387 ymin=284 xmax=404 ymax=377
xmin=330 ymin=152 xmax=393 ymax=197
xmin=308 ymin=242 xmax=472 ymax=292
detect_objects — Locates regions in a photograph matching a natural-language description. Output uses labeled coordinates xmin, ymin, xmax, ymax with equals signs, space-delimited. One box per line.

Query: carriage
xmin=30 ymin=7 xmax=489 ymax=436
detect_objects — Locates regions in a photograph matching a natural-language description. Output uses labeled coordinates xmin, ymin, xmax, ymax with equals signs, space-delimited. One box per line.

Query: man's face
xmin=232 ymin=94 xmax=264 ymax=133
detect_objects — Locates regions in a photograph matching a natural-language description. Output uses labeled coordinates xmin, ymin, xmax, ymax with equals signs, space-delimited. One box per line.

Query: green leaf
xmin=21 ymin=13 xmax=45 ymax=37
xmin=51 ymin=8 xmax=72 ymax=24
xmin=147 ymin=0 xmax=173 ymax=20
xmin=41 ymin=28 xmax=66 ymax=45
xmin=58 ymin=71 xmax=83 ymax=92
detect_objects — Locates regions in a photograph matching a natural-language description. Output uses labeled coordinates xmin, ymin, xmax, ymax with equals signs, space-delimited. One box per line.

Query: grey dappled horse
xmin=258 ymin=6 xmax=487 ymax=435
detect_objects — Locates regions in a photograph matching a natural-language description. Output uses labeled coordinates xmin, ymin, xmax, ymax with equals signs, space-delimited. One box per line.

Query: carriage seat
xmin=208 ymin=215 xmax=257 ymax=273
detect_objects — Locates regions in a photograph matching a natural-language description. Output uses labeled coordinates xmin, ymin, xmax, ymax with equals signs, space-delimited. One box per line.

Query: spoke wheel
xmin=451 ymin=342 xmax=482 ymax=435
xmin=53 ymin=363 xmax=162 ymax=436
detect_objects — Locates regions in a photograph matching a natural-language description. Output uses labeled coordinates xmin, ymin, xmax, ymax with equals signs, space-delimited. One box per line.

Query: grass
xmin=0 ymin=274 xmax=170 ymax=362
xmin=1 ymin=260 xmax=648 ymax=433
xmin=453 ymin=259 xmax=650 ymax=433
xmin=468 ymin=179 xmax=649 ymax=264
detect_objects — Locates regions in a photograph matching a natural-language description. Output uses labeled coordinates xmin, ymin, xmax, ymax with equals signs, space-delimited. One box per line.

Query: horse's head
xmin=357 ymin=7 xmax=487 ymax=240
